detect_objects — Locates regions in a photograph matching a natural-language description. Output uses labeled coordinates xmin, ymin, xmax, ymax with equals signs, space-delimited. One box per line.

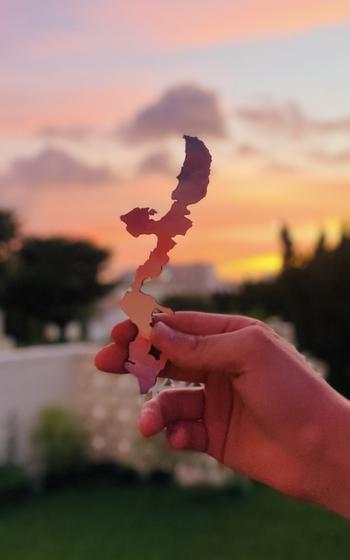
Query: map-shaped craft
xmin=119 ymin=135 xmax=212 ymax=393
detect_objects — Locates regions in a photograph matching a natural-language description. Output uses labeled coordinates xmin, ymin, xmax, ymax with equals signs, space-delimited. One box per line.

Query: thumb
xmin=151 ymin=320 xmax=252 ymax=378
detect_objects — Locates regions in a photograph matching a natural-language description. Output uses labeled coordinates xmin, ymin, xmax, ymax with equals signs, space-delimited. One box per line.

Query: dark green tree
xmin=0 ymin=210 xmax=19 ymax=304
xmin=4 ymin=237 xmax=113 ymax=343
xmin=160 ymin=223 xmax=350 ymax=398
xmin=280 ymin=223 xmax=295 ymax=270
xmin=0 ymin=210 xmax=19 ymax=255
xmin=234 ymin=232 xmax=350 ymax=397
xmin=284 ymin=233 xmax=350 ymax=397
xmin=314 ymin=230 xmax=326 ymax=260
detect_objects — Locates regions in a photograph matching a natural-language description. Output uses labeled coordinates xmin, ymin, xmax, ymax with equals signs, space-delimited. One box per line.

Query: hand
xmin=95 ymin=312 xmax=350 ymax=518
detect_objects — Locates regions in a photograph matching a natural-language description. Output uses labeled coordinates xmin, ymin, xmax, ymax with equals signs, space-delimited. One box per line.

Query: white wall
xmin=0 ymin=343 xmax=98 ymax=470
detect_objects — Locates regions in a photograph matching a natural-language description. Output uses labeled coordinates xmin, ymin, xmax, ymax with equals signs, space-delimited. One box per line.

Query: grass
xmin=0 ymin=481 xmax=349 ymax=560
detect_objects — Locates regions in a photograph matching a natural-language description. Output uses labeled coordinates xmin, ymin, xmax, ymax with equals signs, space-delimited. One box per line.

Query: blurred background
xmin=1 ymin=1 xmax=350 ymax=558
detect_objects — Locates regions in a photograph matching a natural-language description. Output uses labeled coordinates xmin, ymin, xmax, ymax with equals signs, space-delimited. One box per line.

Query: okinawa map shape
xmin=119 ymin=135 xmax=212 ymax=394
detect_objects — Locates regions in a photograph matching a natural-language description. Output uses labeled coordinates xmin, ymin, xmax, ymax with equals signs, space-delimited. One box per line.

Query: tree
xmin=200 ymin=228 xmax=350 ymax=397
xmin=314 ymin=230 xmax=326 ymax=260
xmin=0 ymin=210 xmax=19 ymax=256
xmin=233 ymin=232 xmax=350 ymax=397
xmin=0 ymin=210 xmax=19 ymax=305
xmin=279 ymin=223 xmax=295 ymax=270
xmin=4 ymin=237 xmax=113 ymax=343
xmin=288 ymin=233 xmax=350 ymax=396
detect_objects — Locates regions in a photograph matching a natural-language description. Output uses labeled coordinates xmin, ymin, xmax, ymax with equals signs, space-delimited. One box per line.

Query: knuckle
xmin=192 ymin=335 xmax=208 ymax=359
xmin=186 ymin=332 xmax=204 ymax=352
xmin=248 ymin=324 xmax=270 ymax=349
xmin=186 ymin=334 xmax=209 ymax=369
xmin=250 ymin=318 xmax=265 ymax=328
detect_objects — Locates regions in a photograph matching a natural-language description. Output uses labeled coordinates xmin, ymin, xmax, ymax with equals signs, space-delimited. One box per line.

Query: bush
xmin=148 ymin=469 xmax=173 ymax=485
xmin=0 ymin=464 xmax=30 ymax=500
xmin=33 ymin=406 xmax=86 ymax=484
xmin=86 ymin=461 xmax=140 ymax=484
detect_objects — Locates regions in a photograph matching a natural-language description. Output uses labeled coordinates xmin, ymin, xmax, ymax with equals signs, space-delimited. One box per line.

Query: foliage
xmin=0 ymin=210 xmax=19 ymax=253
xmin=0 ymin=464 xmax=29 ymax=499
xmin=285 ymin=238 xmax=347 ymax=394
xmin=3 ymin=237 xmax=113 ymax=343
xmin=32 ymin=406 xmax=86 ymax=479
xmin=235 ymin=232 xmax=350 ymax=396
xmin=85 ymin=461 xmax=140 ymax=484
xmin=0 ymin=210 xmax=19 ymax=304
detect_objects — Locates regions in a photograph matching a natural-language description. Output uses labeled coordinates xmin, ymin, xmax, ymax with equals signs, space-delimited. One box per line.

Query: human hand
xmin=95 ymin=312 xmax=350 ymax=518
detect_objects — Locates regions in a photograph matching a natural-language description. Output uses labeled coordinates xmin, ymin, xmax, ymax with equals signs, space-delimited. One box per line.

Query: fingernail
xmin=150 ymin=312 xmax=166 ymax=327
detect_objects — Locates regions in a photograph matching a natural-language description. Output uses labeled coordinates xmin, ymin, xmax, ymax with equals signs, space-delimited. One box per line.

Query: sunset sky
xmin=2 ymin=0 xmax=350 ymax=281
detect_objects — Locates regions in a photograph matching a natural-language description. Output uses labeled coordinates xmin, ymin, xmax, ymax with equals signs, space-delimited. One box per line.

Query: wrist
xmin=305 ymin=389 xmax=350 ymax=519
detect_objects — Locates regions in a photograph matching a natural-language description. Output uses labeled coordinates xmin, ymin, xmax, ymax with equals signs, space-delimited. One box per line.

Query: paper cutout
xmin=119 ymin=135 xmax=212 ymax=393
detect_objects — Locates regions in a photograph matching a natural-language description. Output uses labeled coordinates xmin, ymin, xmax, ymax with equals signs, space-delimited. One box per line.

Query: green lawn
xmin=0 ymin=482 xmax=349 ymax=560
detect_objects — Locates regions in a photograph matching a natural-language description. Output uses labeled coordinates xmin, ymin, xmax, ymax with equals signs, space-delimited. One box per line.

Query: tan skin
xmin=95 ymin=311 xmax=350 ymax=520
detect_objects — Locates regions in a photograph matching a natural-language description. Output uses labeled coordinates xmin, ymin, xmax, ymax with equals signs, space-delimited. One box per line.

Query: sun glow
xmin=218 ymin=252 xmax=282 ymax=281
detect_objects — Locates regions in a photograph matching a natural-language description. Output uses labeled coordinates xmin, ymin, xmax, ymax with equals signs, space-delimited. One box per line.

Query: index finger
xmin=153 ymin=311 xmax=262 ymax=335
xmin=94 ymin=320 xmax=137 ymax=373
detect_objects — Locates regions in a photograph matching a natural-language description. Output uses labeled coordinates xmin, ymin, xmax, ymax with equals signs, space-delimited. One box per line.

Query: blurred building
xmin=145 ymin=262 xmax=230 ymax=298
xmin=88 ymin=263 xmax=235 ymax=342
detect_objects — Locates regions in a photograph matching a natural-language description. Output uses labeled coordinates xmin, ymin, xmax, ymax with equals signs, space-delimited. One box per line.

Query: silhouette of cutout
xmin=119 ymin=135 xmax=211 ymax=393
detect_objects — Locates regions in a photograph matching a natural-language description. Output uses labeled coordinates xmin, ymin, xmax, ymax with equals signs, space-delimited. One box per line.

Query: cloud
xmin=235 ymin=144 xmax=266 ymax=158
xmin=137 ymin=151 xmax=174 ymax=175
xmin=78 ymin=1 xmax=350 ymax=52
xmin=39 ymin=126 xmax=94 ymax=141
xmin=0 ymin=147 xmax=117 ymax=188
xmin=308 ymin=148 xmax=350 ymax=165
xmin=233 ymin=143 xmax=299 ymax=174
xmin=119 ymin=84 xmax=227 ymax=143
xmin=264 ymin=161 xmax=299 ymax=174
xmin=236 ymin=101 xmax=307 ymax=139
xmin=312 ymin=118 xmax=350 ymax=134
xmin=9 ymin=1 xmax=350 ymax=60
xmin=236 ymin=101 xmax=350 ymax=139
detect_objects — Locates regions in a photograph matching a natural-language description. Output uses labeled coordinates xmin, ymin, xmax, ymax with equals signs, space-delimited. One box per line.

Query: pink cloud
xmin=308 ymin=148 xmax=350 ymax=165
xmin=0 ymin=148 xmax=118 ymax=188
xmin=237 ymin=100 xmax=350 ymax=138
xmin=120 ymin=84 xmax=226 ymax=143
xmin=137 ymin=151 xmax=174 ymax=176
